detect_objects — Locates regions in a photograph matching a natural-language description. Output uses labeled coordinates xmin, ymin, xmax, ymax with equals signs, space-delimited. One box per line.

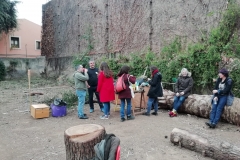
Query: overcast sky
xmin=16 ymin=0 xmax=50 ymax=26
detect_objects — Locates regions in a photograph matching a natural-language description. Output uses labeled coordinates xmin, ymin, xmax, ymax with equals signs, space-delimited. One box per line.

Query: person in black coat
xmin=143 ymin=66 xmax=163 ymax=116
xmin=205 ymin=68 xmax=233 ymax=128
xmin=86 ymin=60 xmax=104 ymax=113
xmin=169 ymin=68 xmax=193 ymax=117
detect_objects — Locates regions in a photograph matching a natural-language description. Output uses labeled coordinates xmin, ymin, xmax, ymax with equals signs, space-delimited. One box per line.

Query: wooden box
xmin=31 ymin=104 xmax=50 ymax=119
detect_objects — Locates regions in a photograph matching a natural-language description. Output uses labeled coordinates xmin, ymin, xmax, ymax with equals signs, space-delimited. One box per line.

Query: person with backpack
xmin=143 ymin=66 xmax=163 ymax=116
xmin=97 ymin=62 xmax=115 ymax=119
xmin=116 ymin=65 xmax=136 ymax=122
xmin=169 ymin=68 xmax=193 ymax=117
xmin=205 ymin=68 xmax=233 ymax=129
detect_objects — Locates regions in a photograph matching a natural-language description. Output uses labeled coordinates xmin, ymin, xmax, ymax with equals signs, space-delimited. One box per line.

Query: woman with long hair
xmin=117 ymin=65 xmax=136 ymax=122
xmin=97 ymin=62 xmax=115 ymax=119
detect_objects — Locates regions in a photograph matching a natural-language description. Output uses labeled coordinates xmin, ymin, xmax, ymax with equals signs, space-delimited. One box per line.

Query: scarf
xmin=152 ymin=69 xmax=159 ymax=77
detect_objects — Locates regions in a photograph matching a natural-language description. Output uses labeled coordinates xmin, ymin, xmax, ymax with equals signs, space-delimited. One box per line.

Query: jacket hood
xmin=179 ymin=71 xmax=191 ymax=77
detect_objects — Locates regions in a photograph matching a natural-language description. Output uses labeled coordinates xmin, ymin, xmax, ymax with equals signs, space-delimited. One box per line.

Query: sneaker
xmin=127 ymin=115 xmax=135 ymax=120
xmin=170 ymin=113 xmax=177 ymax=117
xmin=100 ymin=115 xmax=109 ymax=119
xmin=209 ymin=123 xmax=216 ymax=129
xmin=151 ymin=112 xmax=158 ymax=116
xmin=169 ymin=111 xmax=173 ymax=116
xmin=121 ymin=118 xmax=126 ymax=122
xmin=142 ymin=112 xmax=150 ymax=116
xmin=205 ymin=122 xmax=211 ymax=127
xmin=90 ymin=109 xmax=94 ymax=113
xmin=79 ymin=115 xmax=88 ymax=119
xmin=100 ymin=108 xmax=104 ymax=112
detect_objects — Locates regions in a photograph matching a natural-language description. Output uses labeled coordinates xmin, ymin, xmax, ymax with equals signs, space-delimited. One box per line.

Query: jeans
xmin=120 ymin=98 xmax=132 ymax=118
xmin=173 ymin=96 xmax=186 ymax=111
xmin=88 ymin=86 xmax=103 ymax=109
xmin=210 ymin=95 xmax=227 ymax=124
xmin=76 ymin=90 xmax=86 ymax=117
xmin=103 ymin=102 xmax=110 ymax=116
xmin=147 ymin=97 xmax=158 ymax=114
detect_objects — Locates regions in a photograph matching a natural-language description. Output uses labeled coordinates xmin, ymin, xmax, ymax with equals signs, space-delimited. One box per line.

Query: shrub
xmin=0 ymin=60 xmax=6 ymax=81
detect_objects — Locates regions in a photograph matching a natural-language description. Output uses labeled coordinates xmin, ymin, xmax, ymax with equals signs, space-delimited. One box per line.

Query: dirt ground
xmin=0 ymin=78 xmax=240 ymax=160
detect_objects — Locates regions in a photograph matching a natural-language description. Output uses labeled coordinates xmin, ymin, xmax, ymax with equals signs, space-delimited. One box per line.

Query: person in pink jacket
xmin=97 ymin=62 xmax=115 ymax=119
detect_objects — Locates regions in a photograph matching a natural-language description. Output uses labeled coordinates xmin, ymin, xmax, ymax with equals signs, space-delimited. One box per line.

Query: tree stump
xmin=159 ymin=89 xmax=240 ymax=126
xmin=170 ymin=128 xmax=240 ymax=160
xmin=64 ymin=124 xmax=105 ymax=160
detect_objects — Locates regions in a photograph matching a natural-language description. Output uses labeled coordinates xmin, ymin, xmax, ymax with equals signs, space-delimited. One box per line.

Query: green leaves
xmin=0 ymin=0 xmax=19 ymax=34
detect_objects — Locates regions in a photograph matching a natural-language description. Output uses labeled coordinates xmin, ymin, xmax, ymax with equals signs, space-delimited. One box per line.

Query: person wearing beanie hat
xmin=205 ymin=68 xmax=233 ymax=129
xmin=169 ymin=68 xmax=193 ymax=117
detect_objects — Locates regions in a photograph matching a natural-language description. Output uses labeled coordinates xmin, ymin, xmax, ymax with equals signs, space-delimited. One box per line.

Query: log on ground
xmin=159 ymin=90 xmax=240 ymax=126
xmin=64 ymin=124 xmax=105 ymax=160
xmin=170 ymin=128 xmax=240 ymax=160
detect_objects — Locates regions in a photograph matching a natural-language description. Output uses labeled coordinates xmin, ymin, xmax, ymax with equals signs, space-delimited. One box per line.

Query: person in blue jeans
xmin=116 ymin=65 xmax=136 ymax=122
xmin=73 ymin=65 xmax=89 ymax=119
xmin=143 ymin=66 xmax=163 ymax=116
xmin=205 ymin=68 xmax=233 ymax=128
xmin=169 ymin=68 xmax=193 ymax=117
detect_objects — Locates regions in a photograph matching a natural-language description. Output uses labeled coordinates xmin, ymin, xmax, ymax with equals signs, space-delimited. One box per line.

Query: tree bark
xmin=64 ymin=124 xmax=105 ymax=160
xmin=159 ymin=90 xmax=240 ymax=126
xmin=170 ymin=128 xmax=240 ymax=160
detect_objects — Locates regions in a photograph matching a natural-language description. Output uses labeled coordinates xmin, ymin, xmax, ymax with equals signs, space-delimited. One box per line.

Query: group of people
xmin=73 ymin=60 xmax=233 ymax=128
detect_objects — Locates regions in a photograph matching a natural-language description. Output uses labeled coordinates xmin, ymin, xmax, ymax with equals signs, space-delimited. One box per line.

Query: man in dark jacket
xmin=143 ymin=66 xmax=163 ymax=116
xmin=169 ymin=68 xmax=193 ymax=117
xmin=86 ymin=60 xmax=104 ymax=113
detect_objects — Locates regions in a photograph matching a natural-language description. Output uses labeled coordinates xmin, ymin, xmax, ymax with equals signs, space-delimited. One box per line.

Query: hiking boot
xmin=127 ymin=115 xmax=135 ymax=120
xmin=100 ymin=115 xmax=109 ymax=119
xmin=205 ymin=122 xmax=211 ymax=127
xmin=142 ymin=112 xmax=150 ymax=116
xmin=90 ymin=109 xmax=94 ymax=113
xmin=151 ymin=112 xmax=158 ymax=116
xmin=121 ymin=118 xmax=126 ymax=122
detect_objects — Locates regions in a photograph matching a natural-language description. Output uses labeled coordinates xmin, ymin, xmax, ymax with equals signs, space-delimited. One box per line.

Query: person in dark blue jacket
xmin=205 ymin=68 xmax=233 ymax=128
xmin=143 ymin=66 xmax=163 ymax=116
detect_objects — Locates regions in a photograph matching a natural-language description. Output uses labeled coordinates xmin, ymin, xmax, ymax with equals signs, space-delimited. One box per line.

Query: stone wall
xmin=0 ymin=57 xmax=46 ymax=78
xmin=42 ymin=0 xmax=233 ymax=58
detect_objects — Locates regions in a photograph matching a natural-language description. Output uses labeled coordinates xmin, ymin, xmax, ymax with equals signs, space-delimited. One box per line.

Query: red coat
xmin=97 ymin=71 xmax=115 ymax=102
xmin=117 ymin=74 xmax=136 ymax=99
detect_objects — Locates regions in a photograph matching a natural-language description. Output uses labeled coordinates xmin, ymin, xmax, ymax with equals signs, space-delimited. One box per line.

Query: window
xmin=10 ymin=37 xmax=20 ymax=48
xmin=36 ymin=41 xmax=41 ymax=50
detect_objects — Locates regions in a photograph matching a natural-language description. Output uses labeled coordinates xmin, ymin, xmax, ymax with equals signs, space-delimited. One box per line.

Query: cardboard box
xmin=31 ymin=104 xmax=50 ymax=119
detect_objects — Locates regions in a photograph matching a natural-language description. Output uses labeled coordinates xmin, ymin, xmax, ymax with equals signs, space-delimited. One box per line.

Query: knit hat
xmin=219 ymin=68 xmax=229 ymax=77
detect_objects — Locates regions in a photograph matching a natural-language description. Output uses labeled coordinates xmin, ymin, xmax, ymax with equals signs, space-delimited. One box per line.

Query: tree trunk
xmin=170 ymin=128 xmax=240 ymax=160
xmin=64 ymin=124 xmax=105 ymax=160
xmin=159 ymin=90 xmax=240 ymax=126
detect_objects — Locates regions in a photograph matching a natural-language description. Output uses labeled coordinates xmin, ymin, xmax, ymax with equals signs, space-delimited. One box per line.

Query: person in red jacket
xmin=97 ymin=62 xmax=115 ymax=119
xmin=117 ymin=65 xmax=136 ymax=122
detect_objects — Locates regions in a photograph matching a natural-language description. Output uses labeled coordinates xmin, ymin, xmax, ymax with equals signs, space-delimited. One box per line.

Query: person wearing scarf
xmin=143 ymin=66 xmax=163 ymax=116
xmin=169 ymin=68 xmax=193 ymax=117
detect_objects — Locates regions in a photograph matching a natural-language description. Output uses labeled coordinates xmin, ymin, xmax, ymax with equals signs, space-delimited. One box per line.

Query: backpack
xmin=115 ymin=74 xmax=126 ymax=93
xmin=94 ymin=133 xmax=120 ymax=160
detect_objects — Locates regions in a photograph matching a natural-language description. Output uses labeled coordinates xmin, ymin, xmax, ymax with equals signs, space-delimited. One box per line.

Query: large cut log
xmin=64 ymin=124 xmax=105 ymax=160
xmin=158 ymin=89 xmax=240 ymax=126
xmin=170 ymin=128 xmax=240 ymax=160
